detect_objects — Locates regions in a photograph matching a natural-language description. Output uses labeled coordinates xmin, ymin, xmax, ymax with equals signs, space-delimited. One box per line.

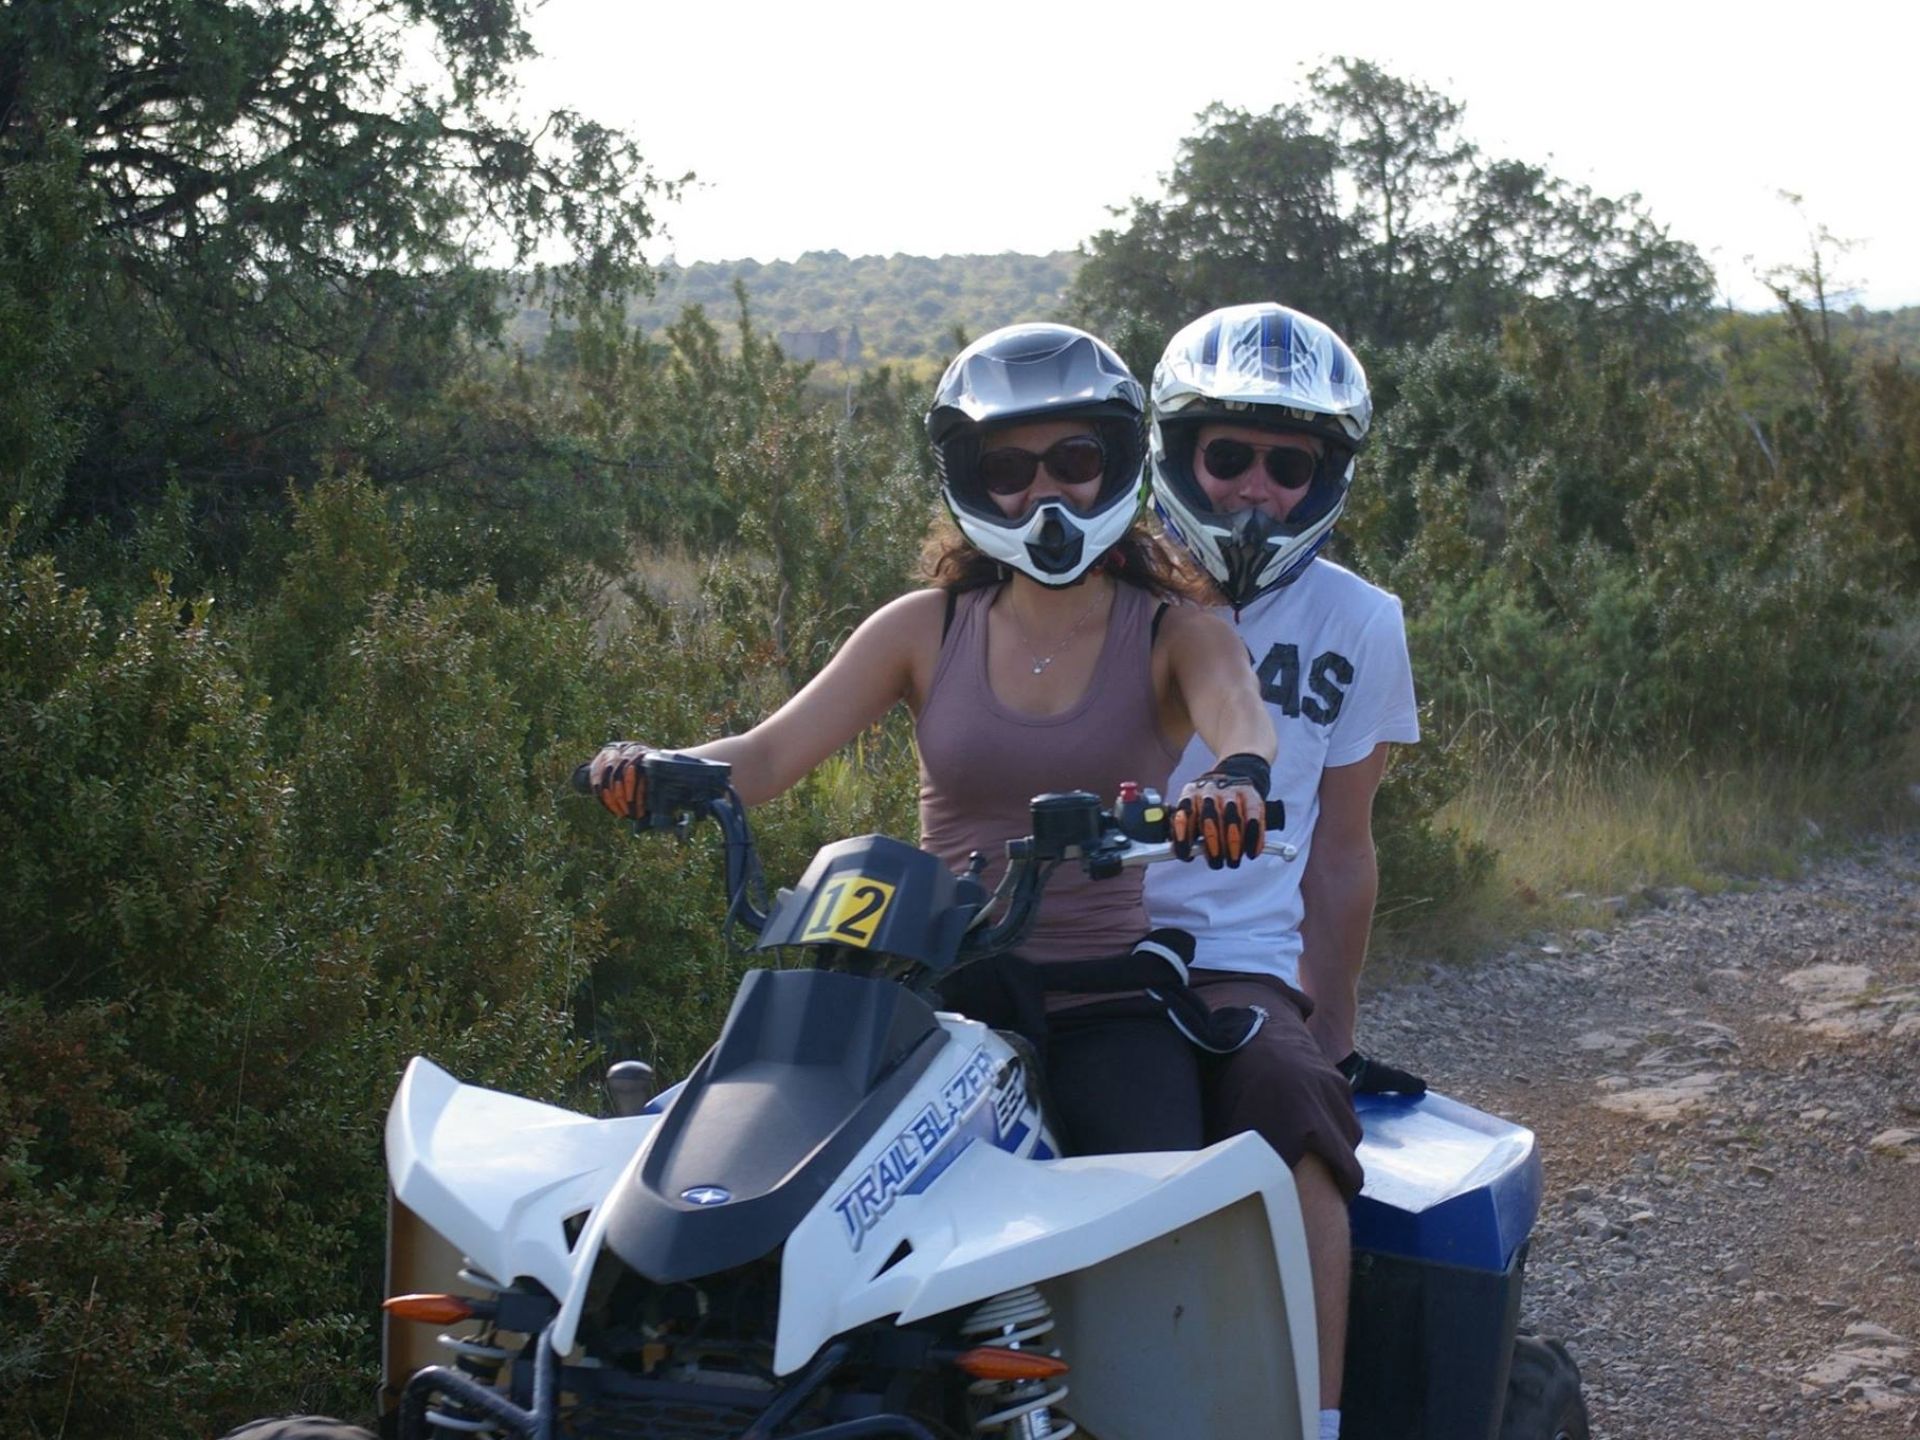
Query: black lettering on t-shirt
xmin=1304 ymin=651 xmax=1354 ymax=725
xmin=1255 ymin=643 xmax=1356 ymax=726
xmin=1255 ymin=643 xmax=1301 ymax=717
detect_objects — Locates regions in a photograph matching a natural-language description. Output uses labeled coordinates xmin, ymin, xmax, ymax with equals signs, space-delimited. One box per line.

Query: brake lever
xmin=1090 ymin=821 xmax=1298 ymax=873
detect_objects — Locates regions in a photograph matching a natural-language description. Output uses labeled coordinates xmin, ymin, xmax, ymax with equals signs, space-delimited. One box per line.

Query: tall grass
xmin=1376 ymin=713 xmax=1920 ymax=965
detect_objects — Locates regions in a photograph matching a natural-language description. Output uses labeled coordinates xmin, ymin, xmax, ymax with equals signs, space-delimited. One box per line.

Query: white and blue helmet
xmin=1150 ymin=303 xmax=1372 ymax=606
xmin=927 ymin=323 xmax=1148 ymax=586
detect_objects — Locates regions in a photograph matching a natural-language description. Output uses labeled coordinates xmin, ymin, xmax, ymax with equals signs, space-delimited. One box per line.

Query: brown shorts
xmin=1190 ymin=968 xmax=1365 ymax=1199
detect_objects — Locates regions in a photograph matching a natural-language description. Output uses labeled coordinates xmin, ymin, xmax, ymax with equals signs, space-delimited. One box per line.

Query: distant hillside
xmin=1718 ymin=303 xmax=1920 ymax=361
xmin=511 ymin=254 xmax=1918 ymax=379
xmin=1839 ymin=304 xmax=1920 ymax=361
xmin=1708 ymin=303 xmax=1920 ymax=413
xmin=513 ymin=251 xmax=1082 ymax=371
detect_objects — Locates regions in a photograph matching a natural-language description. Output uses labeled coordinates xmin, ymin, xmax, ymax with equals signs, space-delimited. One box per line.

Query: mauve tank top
xmin=917 ymin=582 xmax=1182 ymax=965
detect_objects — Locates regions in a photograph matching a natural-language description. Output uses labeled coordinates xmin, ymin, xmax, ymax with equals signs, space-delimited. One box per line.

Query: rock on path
xmin=1363 ymin=836 xmax=1920 ymax=1439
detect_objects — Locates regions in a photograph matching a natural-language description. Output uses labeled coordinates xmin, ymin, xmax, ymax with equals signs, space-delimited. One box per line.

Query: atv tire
xmin=1498 ymin=1334 xmax=1589 ymax=1440
xmin=218 ymin=1419 xmax=377 ymax=1440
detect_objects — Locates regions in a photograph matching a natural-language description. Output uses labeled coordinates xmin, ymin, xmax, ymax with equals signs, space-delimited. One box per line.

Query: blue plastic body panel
xmin=1349 ymin=1090 xmax=1541 ymax=1274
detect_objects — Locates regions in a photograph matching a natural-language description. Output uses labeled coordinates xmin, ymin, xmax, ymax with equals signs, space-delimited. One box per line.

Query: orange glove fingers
xmin=591 ymin=744 xmax=650 ymax=820
xmin=1171 ymin=799 xmax=1196 ymax=860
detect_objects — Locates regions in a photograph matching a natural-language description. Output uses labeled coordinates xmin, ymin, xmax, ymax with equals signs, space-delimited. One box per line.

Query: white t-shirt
xmin=1145 ymin=558 xmax=1420 ymax=987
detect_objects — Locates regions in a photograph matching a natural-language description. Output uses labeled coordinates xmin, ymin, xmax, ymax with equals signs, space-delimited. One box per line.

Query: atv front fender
xmin=386 ymin=1056 xmax=659 ymax=1300
xmin=783 ymin=1133 xmax=1319 ymax=1440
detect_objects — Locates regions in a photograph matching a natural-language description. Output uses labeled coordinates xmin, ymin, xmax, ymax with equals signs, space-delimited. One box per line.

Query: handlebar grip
xmin=1264 ymin=797 xmax=1285 ymax=833
xmin=570 ymin=762 xmax=594 ymax=796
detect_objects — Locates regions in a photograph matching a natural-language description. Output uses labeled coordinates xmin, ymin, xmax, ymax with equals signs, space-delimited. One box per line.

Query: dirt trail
xmin=1363 ymin=836 xmax=1920 ymax=1438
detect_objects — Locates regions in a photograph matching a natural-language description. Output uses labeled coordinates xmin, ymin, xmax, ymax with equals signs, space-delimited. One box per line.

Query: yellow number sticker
xmin=798 ymin=876 xmax=898 ymax=947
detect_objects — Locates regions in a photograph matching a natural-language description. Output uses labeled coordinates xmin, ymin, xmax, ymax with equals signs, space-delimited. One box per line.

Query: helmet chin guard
xmin=1024 ymin=504 xmax=1087 ymax=580
xmin=1159 ymin=499 xmax=1343 ymax=609
xmin=927 ymin=324 xmax=1147 ymax=587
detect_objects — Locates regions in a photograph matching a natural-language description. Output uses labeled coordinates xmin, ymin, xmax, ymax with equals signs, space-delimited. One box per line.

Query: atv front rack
xmin=398 ymin=1326 xmax=944 ymax=1440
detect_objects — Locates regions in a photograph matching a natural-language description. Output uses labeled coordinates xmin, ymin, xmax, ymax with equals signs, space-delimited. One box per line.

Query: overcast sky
xmin=521 ymin=0 xmax=1919 ymax=311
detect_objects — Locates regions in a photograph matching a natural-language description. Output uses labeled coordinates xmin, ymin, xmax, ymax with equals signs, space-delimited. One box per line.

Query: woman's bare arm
xmin=604 ymin=589 xmax=944 ymax=807
xmin=1154 ymin=604 xmax=1277 ymax=863
xmin=1159 ymin=605 xmax=1275 ymax=763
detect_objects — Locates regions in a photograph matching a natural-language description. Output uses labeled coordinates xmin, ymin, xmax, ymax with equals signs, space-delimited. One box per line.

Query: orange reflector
xmin=383 ymin=1293 xmax=476 ymax=1324
xmin=952 ymin=1347 xmax=1070 ymax=1381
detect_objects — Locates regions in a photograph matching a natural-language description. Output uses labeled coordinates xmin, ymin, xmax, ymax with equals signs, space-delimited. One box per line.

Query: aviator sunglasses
xmin=976 ymin=435 xmax=1106 ymax=496
xmin=1201 ymin=438 xmax=1319 ymax=490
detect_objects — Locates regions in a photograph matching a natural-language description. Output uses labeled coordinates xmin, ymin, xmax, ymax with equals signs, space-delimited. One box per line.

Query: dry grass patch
xmin=1377 ymin=720 xmax=1920 ymax=967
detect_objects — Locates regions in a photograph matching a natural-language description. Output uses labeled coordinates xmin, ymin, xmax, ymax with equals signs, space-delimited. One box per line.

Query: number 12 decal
xmin=799 ymin=875 xmax=897 ymax=947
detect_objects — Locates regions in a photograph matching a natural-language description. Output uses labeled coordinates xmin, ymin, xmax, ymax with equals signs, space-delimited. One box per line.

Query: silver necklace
xmin=1005 ymin=587 xmax=1104 ymax=675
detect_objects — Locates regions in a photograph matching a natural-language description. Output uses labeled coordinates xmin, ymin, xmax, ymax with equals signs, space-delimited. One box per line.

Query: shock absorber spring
xmin=424 ymin=1263 xmax=512 ymax=1436
xmin=958 ymin=1286 xmax=1077 ymax=1440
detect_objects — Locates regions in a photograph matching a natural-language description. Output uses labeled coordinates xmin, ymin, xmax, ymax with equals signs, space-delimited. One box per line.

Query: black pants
xmin=1044 ymin=1008 xmax=1205 ymax=1155
xmin=1041 ymin=979 xmax=1364 ymax=1196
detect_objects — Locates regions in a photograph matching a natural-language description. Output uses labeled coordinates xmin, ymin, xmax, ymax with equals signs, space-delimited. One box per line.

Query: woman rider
xmin=590 ymin=323 xmax=1274 ymax=1155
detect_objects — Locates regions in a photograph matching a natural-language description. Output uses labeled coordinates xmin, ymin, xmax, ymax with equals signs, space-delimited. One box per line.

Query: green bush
xmin=1363 ymin=313 xmax=1916 ymax=761
xmin=0 ymin=549 xmax=381 ymax=1434
xmin=1372 ymin=707 xmax=1497 ymax=935
xmin=0 ymin=464 xmax=945 ymax=1432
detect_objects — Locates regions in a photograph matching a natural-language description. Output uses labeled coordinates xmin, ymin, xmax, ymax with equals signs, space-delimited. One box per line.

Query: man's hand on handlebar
xmin=588 ymin=741 xmax=654 ymax=820
xmin=1338 ymin=1048 xmax=1429 ymax=1098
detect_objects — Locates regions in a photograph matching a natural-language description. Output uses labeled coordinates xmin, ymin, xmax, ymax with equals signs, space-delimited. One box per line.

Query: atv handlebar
xmin=573 ymin=753 xmax=767 ymax=944
xmin=573 ymin=752 xmax=1291 ymax=970
xmin=570 ymin=750 xmax=734 ymax=825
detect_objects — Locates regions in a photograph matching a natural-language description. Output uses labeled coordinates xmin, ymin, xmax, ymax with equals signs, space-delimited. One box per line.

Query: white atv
xmin=223 ymin=753 xmax=1585 ymax=1440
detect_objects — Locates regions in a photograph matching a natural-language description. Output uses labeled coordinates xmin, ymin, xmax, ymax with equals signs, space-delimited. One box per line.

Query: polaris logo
xmin=680 ymin=1186 xmax=732 ymax=1206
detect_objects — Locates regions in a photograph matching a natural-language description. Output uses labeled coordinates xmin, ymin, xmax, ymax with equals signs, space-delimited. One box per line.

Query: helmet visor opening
xmin=1198 ymin=437 xmax=1319 ymax=492
xmin=945 ymin=414 xmax=1142 ymax=525
xmin=977 ymin=434 xmax=1107 ymax=496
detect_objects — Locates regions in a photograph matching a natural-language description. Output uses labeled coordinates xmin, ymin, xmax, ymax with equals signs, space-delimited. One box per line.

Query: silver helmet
xmin=927 ymin=323 xmax=1147 ymax=586
xmin=1150 ymin=303 xmax=1371 ymax=606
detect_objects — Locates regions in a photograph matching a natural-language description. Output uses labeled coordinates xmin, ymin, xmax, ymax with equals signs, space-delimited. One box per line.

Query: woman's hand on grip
xmin=1170 ymin=775 xmax=1266 ymax=869
xmin=589 ymin=742 xmax=654 ymax=820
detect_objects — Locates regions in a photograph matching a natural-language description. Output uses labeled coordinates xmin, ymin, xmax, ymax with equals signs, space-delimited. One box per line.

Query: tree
xmin=1315 ymin=58 xmax=1473 ymax=345
xmin=1070 ymin=58 xmax=1712 ymax=365
xmin=1072 ymin=101 xmax=1353 ymax=373
xmin=1756 ymin=201 xmax=1861 ymax=471
xmin=0 ymin=0 xmax=676 ymax=581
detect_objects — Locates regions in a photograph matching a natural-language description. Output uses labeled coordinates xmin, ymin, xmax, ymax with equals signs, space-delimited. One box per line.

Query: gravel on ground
xmin=1363 ymin=835 xmax=1920 ymax=1439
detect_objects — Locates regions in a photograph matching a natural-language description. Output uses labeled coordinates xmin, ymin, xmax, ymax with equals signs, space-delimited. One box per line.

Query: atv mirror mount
xmin=605 ymin=1060 xmax=657 ymax=1117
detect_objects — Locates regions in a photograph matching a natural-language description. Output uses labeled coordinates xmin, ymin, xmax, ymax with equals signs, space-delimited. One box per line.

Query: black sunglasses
xmin=1201 ymin=438 xmax=1319 ymax=490
xmin=976 ymin=435 xmax=1106 ymax=496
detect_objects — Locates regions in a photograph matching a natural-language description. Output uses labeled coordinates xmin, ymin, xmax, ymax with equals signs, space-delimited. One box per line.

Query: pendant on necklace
xmin=1031 ymin=659 xmax=1049 ymax=675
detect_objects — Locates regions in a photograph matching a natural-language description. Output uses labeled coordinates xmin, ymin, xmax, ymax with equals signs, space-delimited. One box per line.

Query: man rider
xmin=1145 ymin=302 xmax=1425 ymax=1440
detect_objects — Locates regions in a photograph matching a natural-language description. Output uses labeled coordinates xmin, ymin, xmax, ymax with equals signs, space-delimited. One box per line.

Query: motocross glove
xmin=1337 ymin=1048 xmax=1428 ymax=1098
xmin=590 ymin=741 xmax=654 ymax=820
xmin=1170 ymin=752 xmax=1271 ymax=869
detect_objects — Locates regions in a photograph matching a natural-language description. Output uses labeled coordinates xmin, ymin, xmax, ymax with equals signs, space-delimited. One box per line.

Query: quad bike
xmin=222 ymin=752 xmax=1587 ymax=1440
